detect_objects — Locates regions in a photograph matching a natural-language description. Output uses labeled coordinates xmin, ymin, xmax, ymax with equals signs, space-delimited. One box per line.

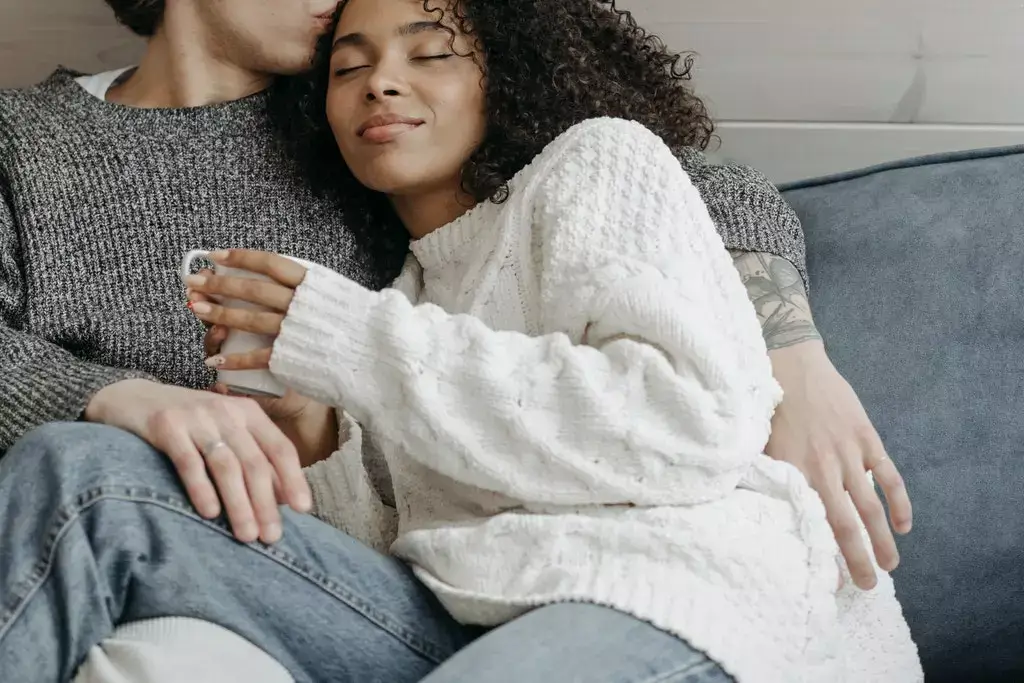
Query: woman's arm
xmin=274 ymin=401 xmax=338 ymax=468
xmin=304 ymin=413 xmax=397 ymax=553
xmin=204 ymin=119 xmax=780 ymax=508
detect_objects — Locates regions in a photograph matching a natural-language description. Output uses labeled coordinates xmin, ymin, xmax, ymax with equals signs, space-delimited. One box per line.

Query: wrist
xmin=279 ymin=402 xmax=338 ymax=467
xmin=84 ymin=378 xmax=160 ymax=425
xmin=767 ymin=338 xmax=827 ymax=362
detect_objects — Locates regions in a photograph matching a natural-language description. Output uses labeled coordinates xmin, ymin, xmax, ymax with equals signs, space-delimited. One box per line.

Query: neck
xmin=106 ymin=13 xmax=270 ymax=108
xmin=392 ymin=186 xmax=476 ymax=240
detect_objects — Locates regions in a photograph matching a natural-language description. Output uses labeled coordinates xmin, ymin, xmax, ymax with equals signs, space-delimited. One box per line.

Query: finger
xmin=816 ymin=471 xmax=878 ymax=590
xmin=272 ymin=470 xmax=286 ymax=504
xmin=847 ymin=467 xmax=899 ymax=573
xmin=211 ymin=382 xmax=231 ymax=396
xmin=207 ymin=347 xmax=273 ymax=371
xmin=201 ymin=438 xmax=260 ymax=543
xmin=870 ymin=455 xmax=913 ymax=535
xmin=190 ymin=301 xmax=284 ymax=336
xmin=152 ymin=414 xmax=222 ymax=519
xmin=222 ymin=422 xmax=284 ymax=545
xmin=203 ymin=325 xmax=229 ymax=357
xmin=212 ymin=249 xmax=308 ymax=288
xmin=188 ymin=272 xmax=295 ymax=312
xmin=247 ymin=411 xmax=311 ymax=514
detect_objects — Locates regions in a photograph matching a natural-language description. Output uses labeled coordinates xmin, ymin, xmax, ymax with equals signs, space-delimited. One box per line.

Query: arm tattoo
xmin=728 ymin=250 xmax=822 ymax=351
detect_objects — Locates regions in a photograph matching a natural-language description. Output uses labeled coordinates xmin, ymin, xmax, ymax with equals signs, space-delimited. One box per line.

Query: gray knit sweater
xmin=0 ymin=68 xmax=806 ymax=453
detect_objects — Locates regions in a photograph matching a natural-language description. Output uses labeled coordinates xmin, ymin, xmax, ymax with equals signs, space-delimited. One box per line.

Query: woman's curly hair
xmin=270 ymin=0 xmax=714 ymax=280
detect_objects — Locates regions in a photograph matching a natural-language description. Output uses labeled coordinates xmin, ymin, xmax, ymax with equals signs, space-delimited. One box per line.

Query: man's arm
xmin=673 ymin=145 xmax=819 ymax=348
xmin=728 ymin=250 xmax=822 ymax=350
xmin=676 ymin=146 xmax=808 ymax=286
xmin=0 ymin=182 xmax=152 ymax=452
xmin=677 ymin=148 xmax=911 ymax=591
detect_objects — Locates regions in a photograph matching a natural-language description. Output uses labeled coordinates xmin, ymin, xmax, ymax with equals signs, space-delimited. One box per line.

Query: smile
xmin=358 ymin=114 xmax=426 ymax=143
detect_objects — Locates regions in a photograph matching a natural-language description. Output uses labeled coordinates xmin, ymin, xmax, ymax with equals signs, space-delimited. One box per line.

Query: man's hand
xmin=728 ymin=250 xmax=913 ymax=590
xmin=766 ymin=341 xmax=913 ymax=589
xmin=85 ymin=379 xmax=311 ymax=544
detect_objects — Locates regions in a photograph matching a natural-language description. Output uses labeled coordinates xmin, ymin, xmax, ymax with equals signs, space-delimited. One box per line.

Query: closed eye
xmin=334 ymin=65 xmax=368 ymax=77
xmin=414 ymin=54 xmax=454 ymax=62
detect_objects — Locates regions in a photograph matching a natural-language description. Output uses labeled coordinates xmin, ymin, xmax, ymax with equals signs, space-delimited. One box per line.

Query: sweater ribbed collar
xmin=409 ymin=200 xmax=493 ymax=272
xmin=34 ymin=67 xmax=272 ymax=139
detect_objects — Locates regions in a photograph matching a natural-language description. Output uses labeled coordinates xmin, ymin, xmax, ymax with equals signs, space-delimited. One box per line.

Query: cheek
xmin=326 ymin=89 xmax=354 ymax=150
xmin=434 ymin=80 xmax=487 ymax=153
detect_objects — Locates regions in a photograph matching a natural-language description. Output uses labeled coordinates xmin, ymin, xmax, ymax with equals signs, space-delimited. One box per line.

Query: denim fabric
xmin=0 ymin=422 xmax=731 ymax=683
xmin=782 ymin=146 xmax=1024 ymax=683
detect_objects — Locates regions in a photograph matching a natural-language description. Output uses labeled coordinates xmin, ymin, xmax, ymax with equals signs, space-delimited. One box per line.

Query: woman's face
xmin=327 ymin=0 xmax=486 ymax=199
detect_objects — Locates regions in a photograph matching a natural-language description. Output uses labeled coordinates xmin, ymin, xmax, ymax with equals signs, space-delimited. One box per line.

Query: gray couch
xmin=781 ymin=146 xmax=1024 ymax=682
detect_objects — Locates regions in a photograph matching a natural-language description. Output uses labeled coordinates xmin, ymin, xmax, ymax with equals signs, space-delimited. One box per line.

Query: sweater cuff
xmin=269 ymin=265 xmax=386 ymax=408
xmin=2 ymin=361 xmax=154 ymax=452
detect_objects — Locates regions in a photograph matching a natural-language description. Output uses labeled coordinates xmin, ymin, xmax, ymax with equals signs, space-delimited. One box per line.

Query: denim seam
xmin=638 ymin=657 xmax=732 ymax=683
xmin=0 ymin=485 xmax=451 ymax=665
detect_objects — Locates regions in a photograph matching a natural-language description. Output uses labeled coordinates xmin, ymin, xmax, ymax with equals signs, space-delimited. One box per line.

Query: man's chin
xmin=265 ymin=50 xmax=321 ymax=77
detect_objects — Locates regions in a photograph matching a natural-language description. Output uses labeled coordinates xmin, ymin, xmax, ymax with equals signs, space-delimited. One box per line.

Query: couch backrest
xmin=782 ymin=146 xmax=1024 ymax=682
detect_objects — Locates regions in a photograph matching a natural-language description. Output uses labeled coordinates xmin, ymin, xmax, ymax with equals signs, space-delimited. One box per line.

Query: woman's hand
xmin=766 ymin=341 xmax=913 ymax=591
xmin=188 ymin=259 xmax=336 ymax=466
xmin=185 ymin=249 xmax=306 ymax=370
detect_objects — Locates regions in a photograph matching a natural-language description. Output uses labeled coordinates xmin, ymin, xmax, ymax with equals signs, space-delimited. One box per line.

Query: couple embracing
xmin=0 ymin=0 xmax=922 ymax=681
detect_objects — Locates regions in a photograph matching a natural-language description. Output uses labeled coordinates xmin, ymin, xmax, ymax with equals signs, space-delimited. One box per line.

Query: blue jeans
xmin=0 ymin=423 xmax=732 ymax=683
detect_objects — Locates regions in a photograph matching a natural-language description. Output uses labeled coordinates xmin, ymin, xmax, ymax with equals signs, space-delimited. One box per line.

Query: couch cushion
xmin=781 ymin=146 xmax=1024 ymax=683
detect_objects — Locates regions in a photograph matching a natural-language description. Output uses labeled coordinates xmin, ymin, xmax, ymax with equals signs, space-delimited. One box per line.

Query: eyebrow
xmin=332 ymin=21 xmax=446 ymax=53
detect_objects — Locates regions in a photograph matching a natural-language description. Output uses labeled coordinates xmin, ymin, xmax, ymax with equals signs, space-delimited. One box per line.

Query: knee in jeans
xmin=7 ymin=422 xmax=159 ymax=481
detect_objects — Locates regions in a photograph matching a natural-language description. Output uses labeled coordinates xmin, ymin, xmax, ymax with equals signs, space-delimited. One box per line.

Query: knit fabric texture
xmin=278 ymin=119 xmax=922 ymax=682
xmin=0 ymin=68 xmax=804 ymax=453
xmin=0 ymin=69 xmax=373 ymax=451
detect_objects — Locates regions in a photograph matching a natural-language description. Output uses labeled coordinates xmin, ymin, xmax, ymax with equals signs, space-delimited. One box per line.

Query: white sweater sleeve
xmin=271 ymin=118 xmax=781 ymax=507
xmin=304 ymin=412 xmax=398 ymax=554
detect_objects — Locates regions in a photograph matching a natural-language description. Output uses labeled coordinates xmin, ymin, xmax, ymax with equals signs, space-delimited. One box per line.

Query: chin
xmin=260 ymin=42 xmax=319 ymax=75
xmin=350 ymin=161 xmax=425 ymax=196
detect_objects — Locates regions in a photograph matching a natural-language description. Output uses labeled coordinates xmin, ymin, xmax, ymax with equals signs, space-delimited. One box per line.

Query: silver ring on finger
xmin=201 ymin=439 xmax=230 ymax=458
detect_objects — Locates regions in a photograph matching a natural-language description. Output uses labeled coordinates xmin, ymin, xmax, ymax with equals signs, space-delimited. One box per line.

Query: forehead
xmin=336 ymin=0 xmax=455 ymax=33
xmin=339 ymin=0 xmax=434 ymax=26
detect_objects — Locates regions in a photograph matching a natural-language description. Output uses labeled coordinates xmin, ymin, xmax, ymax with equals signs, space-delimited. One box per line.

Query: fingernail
xmin=186 ymin=301 xmax=194 ymax=310
xmin=264 ymin=522 xmax=282 ymax=543
xmin=191 ymin=302 xmax=212 ymax=315
xmin=237 ymin=523 xmax=259 ymax=543
xmin=185 ymin=275 xmax=207 ymax=287
xmin=205 ymin=355 xmax=225 ymax=367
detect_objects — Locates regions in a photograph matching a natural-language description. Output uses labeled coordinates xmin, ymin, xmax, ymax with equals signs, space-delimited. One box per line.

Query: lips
xmin=357 ymin=114 xmax=425 ymax=143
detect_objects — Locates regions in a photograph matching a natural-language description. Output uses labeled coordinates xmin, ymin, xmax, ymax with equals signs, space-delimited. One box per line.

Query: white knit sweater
xmin=273 ymin=118 xmax=922 ymax=683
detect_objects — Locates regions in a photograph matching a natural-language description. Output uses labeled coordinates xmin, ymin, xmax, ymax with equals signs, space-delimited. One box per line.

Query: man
xmin=0 ymin=0 xmax=911 ymax=679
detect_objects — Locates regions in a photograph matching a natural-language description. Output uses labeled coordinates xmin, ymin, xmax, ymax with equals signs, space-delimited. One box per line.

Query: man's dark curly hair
xmin=271 ymin=0 xmax=715 ymax=280
xmin=104 ymin=0 xmax=164 ymax=37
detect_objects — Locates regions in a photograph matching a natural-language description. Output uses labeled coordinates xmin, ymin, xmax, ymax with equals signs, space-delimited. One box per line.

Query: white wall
xmin=0 ymin=0 xmax=143 ymax=87
xmin=625 ymin=0 xmax=1024 ymax=126
xmin=623 ymin=0 xmax=1024 ymax=180
xmin=3 ymin=0 xmax=1021 ymax=180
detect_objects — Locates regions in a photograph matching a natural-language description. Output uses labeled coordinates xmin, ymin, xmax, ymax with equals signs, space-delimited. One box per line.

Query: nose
xmin=364 ymin=60 xmax=408 ymax=102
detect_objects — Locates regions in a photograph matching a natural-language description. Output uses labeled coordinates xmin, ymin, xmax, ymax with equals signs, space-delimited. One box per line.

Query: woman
xmin=186 ymin=0 xmax=922 ymax=681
